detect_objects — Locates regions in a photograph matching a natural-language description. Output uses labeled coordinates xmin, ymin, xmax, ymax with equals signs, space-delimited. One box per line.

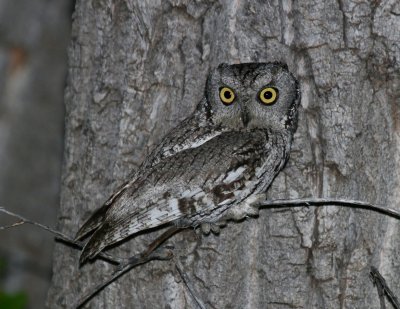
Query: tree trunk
xmin=47 ymin=0 xmax=400 ymax=308
xmin=0 ymin=1 xmax=70 ymax=308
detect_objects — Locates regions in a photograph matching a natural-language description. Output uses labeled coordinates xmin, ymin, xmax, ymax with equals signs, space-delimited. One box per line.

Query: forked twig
xmin=76 ymin=226 xmax=183 ymax=308
xmin=75 ymin=247 xmax=174 ymax=308
xmin=370 ymin=266 xmax=400 ymax=309
xmin=0 ymin=206 xmax=67 ymax=238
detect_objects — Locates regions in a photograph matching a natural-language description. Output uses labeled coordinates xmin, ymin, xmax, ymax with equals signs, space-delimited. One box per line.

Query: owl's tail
xmin=75 ymin=204 xmax=109 ymax=241
xmin=79 ymin=224 xmax=110 ymax=264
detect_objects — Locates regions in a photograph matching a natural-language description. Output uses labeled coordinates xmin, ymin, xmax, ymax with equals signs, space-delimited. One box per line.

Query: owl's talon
xmin=245 ymin=205 xmax=259 ymax=217
xmin=201 ymin=223 xmax=211 ymax=235
xmin=200 ymin=222 xmax=221 ymax=234
xmin=217 ymin=220 xmax=227 ymax=228
xmin=224 ymin=194 xmax=266 ymax=221
xmin=247 ymin=193 xmax=267 ymax=208
xmin=210 ymin=224 xmax=220 ymax=234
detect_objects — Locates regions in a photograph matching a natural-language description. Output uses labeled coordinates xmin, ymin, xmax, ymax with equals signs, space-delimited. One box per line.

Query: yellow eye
xmin=259 ymin=87 xmax=278 ymax=105
xmin=219 ymin=87 xmax=235 ymax=105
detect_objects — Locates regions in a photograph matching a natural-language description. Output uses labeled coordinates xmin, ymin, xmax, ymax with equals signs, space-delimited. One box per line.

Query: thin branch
xmin=75 ymin=247 xmax=174 ymax=308
xmin=371 ymin=268 xmax=387 ymax=309
xmin=0 ymin=206 xmax=121 ymax=265
xmin=259 ymin=198 xmax=400 ymax=220
xmin=370 ymin=266 xmax=400 ymax=309
xmin=175 ymin=260 xmax=207 ymax=309
xmin=0 ymin=206 xmax=67 ymax=238
xmin=76 ymin=227 xmax=183 ymax=308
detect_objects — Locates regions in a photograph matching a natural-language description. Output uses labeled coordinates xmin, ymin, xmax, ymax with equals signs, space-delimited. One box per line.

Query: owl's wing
xmin=75 ymin=115 xmax=223 ymax=240
xmin=79 ymin=130 xmax=284 ymax=264
xmin=140 ymin=114 xmax=224 ymax=170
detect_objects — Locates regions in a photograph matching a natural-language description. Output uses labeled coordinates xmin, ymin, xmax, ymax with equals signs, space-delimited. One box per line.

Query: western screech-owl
xmin=76 ymin=62 xmax=301 ymax=263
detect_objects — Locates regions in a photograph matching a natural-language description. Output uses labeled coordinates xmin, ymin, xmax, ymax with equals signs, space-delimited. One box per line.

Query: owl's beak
xmin=241 ymin=107 xmax=250 ymax=127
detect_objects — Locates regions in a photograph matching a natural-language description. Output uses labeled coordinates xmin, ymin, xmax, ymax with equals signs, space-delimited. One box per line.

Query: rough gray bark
xmin=47 ymin=0 xmax=400 ymax=308
xmin=0 ymin=0 xmax=70 ymax=308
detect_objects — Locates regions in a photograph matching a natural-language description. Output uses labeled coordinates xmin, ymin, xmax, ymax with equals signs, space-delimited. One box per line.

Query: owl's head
xmin=200 ymin=62 xmax=300 ymax=134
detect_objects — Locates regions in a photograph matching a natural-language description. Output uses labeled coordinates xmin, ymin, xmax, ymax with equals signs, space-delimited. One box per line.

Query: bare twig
xmin=2 ymin=199 xmax=400 ymax=308
xmin=77 ymin=227 xmax=207 ymax=308
xmin=76 ymin=227 xmax=183 ymax=308
xmin=374 ymin=272 xmax=387 ymax=309
xmin=0 ymin=220 xmax=24 ymax=230
xmin=370 ymin=266 xmax=400 ymax=309
xmin=175 ymin=260 xmax=207 ymax=309
xmin=75 ymin=247 xmax=174 ymax=308
xmin=259 ymin=198 xmax=400 ymax=220
xmin=0 ymin=206 xmax=121 ymax=264
xmin=0 ymin=206 xmax=67 ymax=238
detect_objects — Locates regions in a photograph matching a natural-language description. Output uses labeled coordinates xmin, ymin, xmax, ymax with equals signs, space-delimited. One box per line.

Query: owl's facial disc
xmin=203 ymin=62 xmax=300 ymax=132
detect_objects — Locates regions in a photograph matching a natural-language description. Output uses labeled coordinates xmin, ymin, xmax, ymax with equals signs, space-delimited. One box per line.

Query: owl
xmin=76 ymin=62 xmax=301 ymax=264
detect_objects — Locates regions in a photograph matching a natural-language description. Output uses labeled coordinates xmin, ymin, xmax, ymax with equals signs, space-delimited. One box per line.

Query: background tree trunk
xmin=0 ymin=1 xmax=70 ymax=308
xmin=47 ymin=0 xmax=400 ymax=308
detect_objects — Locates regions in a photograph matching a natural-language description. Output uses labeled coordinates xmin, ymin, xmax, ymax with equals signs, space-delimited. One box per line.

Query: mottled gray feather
xmin=80 ymin=130 xmax=288 ymax=262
